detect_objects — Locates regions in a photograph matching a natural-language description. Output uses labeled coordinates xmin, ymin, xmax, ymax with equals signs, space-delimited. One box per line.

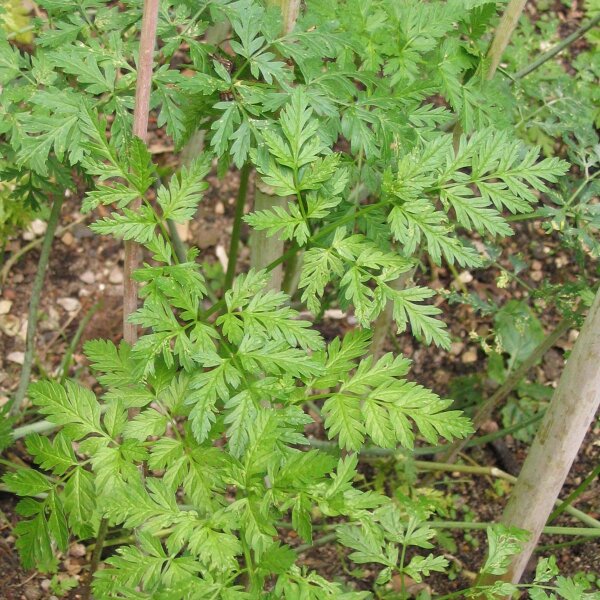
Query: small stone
xmin=7 ymin=351 xmax=25 ymax=365
xmin=197 ymin=228 xmax=220 ymax=250
xmin=555 ymin=255 xmax=568 ymax=268
xmin=79 ymin=270 xmax=96 ymax=285
xmin=531 ymin=260 xmax=543 ymax=271
xmin=323 ymin=309 xmax=346 ymax=320
xmin=458 ymin=271 xmax=473 ymax=284
xmin=0 ymin=315 xmax=21 ymax=337
xmin=61 ymin=231 xmax=75 ymax=246
xmin=462 ymin=348 xmax=478 ymax=364
xmin=23 ymin=584 xmax=43 ymax=600
xmin=450 ymin=341 xmax=465 ymax=356
xmin=108 ymin=266 xmax=123 ymax=284
xmin=0 ymin=299 xmax=12 ymax=314
xmin=530 ymin=270 xmax=543 ymax=282
xmin=57 ymin=297 xmax=81 ymax=312
xmin=215 ymin=245 xmax=228 ymax=271
xmin=41 ymin=580 xmax=52 ymax=592
xmin=215 ymin=201 xmax=225 ymax=215
xmin=69 ymin=542 xmax=87 ymax=558
xmin=30 ymin=219 xmax=47 ymax=236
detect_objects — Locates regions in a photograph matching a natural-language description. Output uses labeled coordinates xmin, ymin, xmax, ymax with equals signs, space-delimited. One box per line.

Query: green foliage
xmin=0 ymin=0 xmax=595 ymax=597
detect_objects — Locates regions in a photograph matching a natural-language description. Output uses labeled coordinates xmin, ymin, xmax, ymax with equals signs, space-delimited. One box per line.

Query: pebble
xmin=215 ymin=201 xmax=225 ymax=215
xmin=61 ymin=231 xmax=75 ymax=246
xmin=79 ymin=270 xmax=96 ymax=285
xmin=57 ymin=297 xmax=81 ymax=312
xmin=215 ymin=245 xmax=228 ymax=271
xmin=69 ymin=542 xmax=87 ymax=558
xmin=462 ymin=348 xmax=478 ymax=364
xmin=458 ymin=271 xmax=473 ymax=283
xmin=530 ymin=270 xmax=544 ymax=282
xmin=0 ymin=299 xmax=12 ymax=314
xmin=30 ymin=219 xmax=47 ymax=236
xmin=109 ymin=266 xmax=124 ymax=284
xmin=450 ymin=341 xmax=465 ymax=356
xmin=7 ymin=351 xmax=25 ymax=365
xmin=531 ymin=260 xmax=543 ymax=271
xmin=0 ymin=314 xmax=20 ymax=337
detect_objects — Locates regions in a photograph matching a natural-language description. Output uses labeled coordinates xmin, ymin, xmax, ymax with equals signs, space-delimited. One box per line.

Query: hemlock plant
xmin=1 ymin=0 xmax=596 ymax=598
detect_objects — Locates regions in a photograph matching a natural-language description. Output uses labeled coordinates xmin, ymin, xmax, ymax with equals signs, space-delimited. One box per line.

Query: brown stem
xmin=123 ymin=0 xmax=160 ymax=346
xmin=87 ymin=1 xmax=160 ymax=596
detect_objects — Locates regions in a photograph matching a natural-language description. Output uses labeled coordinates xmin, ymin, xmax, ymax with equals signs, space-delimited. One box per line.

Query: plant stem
xmin=88 ymin=0 xmax=160 ymax=594
xmin=369 ymin=267 xmax=415 ymax=360
xmin=166 ymin=219 xmax=188 ymax=263
xmin=438 ymin=315 xmax=573 ymax=464
xmin=514 ymin=13 xmax=600 ymax=81
xmin=295 ymin=532 xmax=337 ymax=553
xmin=548 ymin=463 xmax=600 ymax=524
xmin=204 ymin=201 xmax=386 ymax=319
xmin=83 ymin=518 xmax=109 ymax=600
xmin=123 ymin=0 xmax=160 ymax=345
xmin=486 ymin=0 xmax=527 ymax=79
xmin=428 ymin=521 xmax=600 ymax=537
xmin=247 ymin=0 xmax=300 ymax=292
xmin=58 ymin=301 xmax=102 ymax=383
xmin=491 ymin=289 xmax=600 ymax=584
xmin=9 ymin=194 xmax=64 ymax=418
xmin=225 ymin=163 xmax=250 ymax=291
xmin=0 ymin=214 xmax=86 ymax=287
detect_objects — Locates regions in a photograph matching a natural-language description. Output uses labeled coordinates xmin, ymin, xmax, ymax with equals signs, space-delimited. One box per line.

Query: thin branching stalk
xmin=428 ymin=522 xmax=600 ymax=538
xmin=225 ymin=163 xmax=251 ymax=290
xmin=9 ymin=194 xmax=64 ymax=417
xmin=548 ymin=462 xmax=600 ymax=524
xmin=369 ymin=267 xmax=415 ymax=359
xmin=438 ymin=315 xmax=573 ymax=464
xmin=0 ymin=214 xmax=86 ymax=287
xmin=248 ymin=0 xmax=299 ymax=291
xmin=58 ymin=301 xmax=102 ymax=383
xmin=86 ymin=2 xmax=160 ymax=595
xmin=514 ymin=13 xmax=600 ymax=81
xmin=492 ymin=290 xmax=600 ymax=584
xmin=486 ymin=0 xmax=528 ymax=79
xmin=123 ymin=0 xmax=160 ymax=345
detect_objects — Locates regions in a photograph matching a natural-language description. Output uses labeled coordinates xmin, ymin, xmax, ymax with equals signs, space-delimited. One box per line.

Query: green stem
xmin=295 ymin=532 xmax=337 ymax=553
xmin=204 ymin=200 xmax=386 ymax=318
xmin=83 ymin=517 xmax=109 ymax=600
xmin=225 ymin=163 xmax=251 ymax=291
xmin=241 ymin=538 xmax=259 ymax=593
xmin=399 ymin=539 xmax=408 ymax=600
xmin=9 ymin=194 xmax=64 ymax=418
xmin=514 ymin=13 xmax=600 ymax=81
xmin=59 ymin=302 xmax=102 ymax=384
xmin=429 ymin=521 xmax=600 ymax=537
xmin=166 ymin=219 xmax=188 ymax=263
xmin=548 ymin=462 xmax=600 ymax=524
xmin=438 ymin=315 xmax=573 ymax=464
